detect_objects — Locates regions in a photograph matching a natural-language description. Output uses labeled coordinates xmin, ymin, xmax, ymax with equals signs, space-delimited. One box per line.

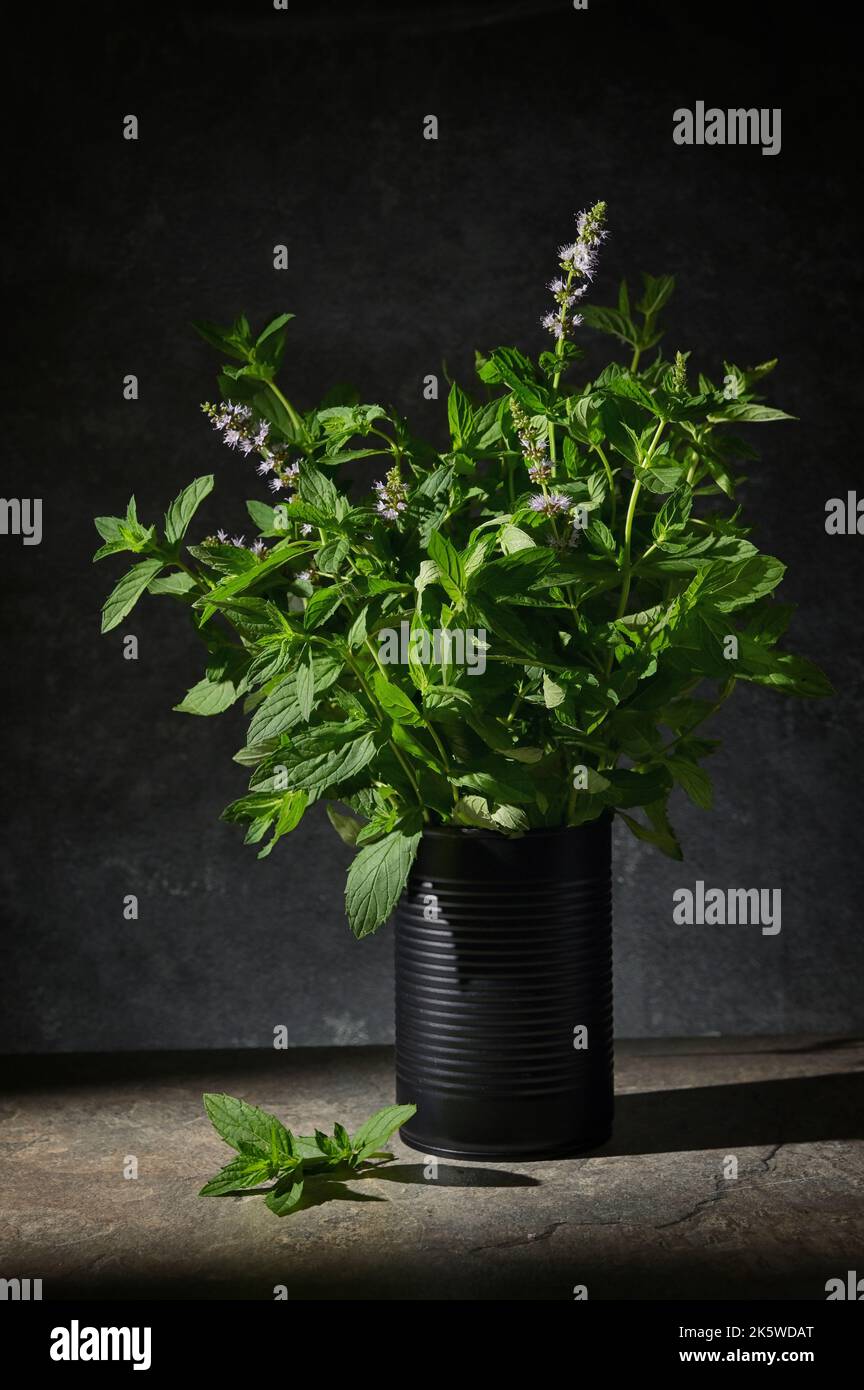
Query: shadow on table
xmin=600 ymin=1069 xmax=864 ymax=1157
xmin=227 ymin=1161 xmax=538 ymax=1214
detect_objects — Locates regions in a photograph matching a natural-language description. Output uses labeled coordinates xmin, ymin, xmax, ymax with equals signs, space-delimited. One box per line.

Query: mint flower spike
xmin=373 ymin=465 xmax=408 ymax=521
xmin=671 ymin=349 xmax=688 ymax=395
xmin=509 ymin=396 xmax=553 ymax=483
xmin=543 ymin=199 xmax=608 ymax=341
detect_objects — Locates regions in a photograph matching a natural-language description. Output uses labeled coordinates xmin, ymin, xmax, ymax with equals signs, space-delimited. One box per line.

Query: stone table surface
xmin=1 ymin=1037 xmax=862 ymax=1300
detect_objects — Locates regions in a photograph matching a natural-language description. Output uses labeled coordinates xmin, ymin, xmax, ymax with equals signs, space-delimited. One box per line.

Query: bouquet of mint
xmin=96 ymin=200 xmax=831 ymax=940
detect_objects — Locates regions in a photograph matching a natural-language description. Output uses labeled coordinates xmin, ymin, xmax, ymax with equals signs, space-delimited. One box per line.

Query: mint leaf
xmin=164 ymin=475 xmax=214 ymax=545
xmin=247 ymin=654 xmax=343 ymax=742
xmin=199 ymin=1156 xmax=272 ymax=1196
xmin=427 ymin=531 xmax=465 ymax=605
xmin=265 ymin=1178 xmax=305 ymax=1216
xmin=351 ymin=1104 xmax=417 ymax=1160
xmin=202 ymin=1093 xmax=296 ymax=1160
xmin=345 ymin=830 xmax=421 ymax=938
xmin=100 ymin=559 xmax=163 ymax=632
xmin=174 ymin=676 xmax=238 ymax=716
xmin=373 ymin=671 xmax=424 ymax=726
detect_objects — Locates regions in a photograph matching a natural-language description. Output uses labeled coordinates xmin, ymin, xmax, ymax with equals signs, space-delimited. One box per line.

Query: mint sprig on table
xmin=199 ymin=1093 xmax=416 ymax=1216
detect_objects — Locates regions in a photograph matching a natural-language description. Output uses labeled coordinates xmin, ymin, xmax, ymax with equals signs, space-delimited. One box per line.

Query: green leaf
xmin=192 ymin=318 xmax=250 ymax=362
xmin=256 ymin=312 xmax=295 ymax=346
xmin=455 ymin=760 xmax=536 ymax=805
xmin=543 ymin=672 xmax=566 ymax=708
xmin=304 ymin=585 xmax=344 ymax=631
xmin=257 ymin=790 xmax=309 ymax=858
xmin=423 ymin=685 xmax=474 ymax=714
xmin=199 ymin=1156 xmax=272 ymax=1196
xmin=667 ymin=756 xmax=713 ymax=809
xmin=636 ymin=273 xmax=676 ymax=320
xmin=708 ymin=402 xmax=794 ymax=424
xmin=447 ymin=382 xmax=473 ymax=447
xmin=298 ymin=461 xmax=342 ymax=519
xmin=296 ymin=651 xmax=315 ymax=720
xmin=196 ymin=540 xmax=313 ymax=609
xmin=148 ymin=571 xmax=197 ymax=596
xmin=100 ymin=558 xmax=163 ymax=632
xmin=347 ymin=606 xmax=369 ymax=649
xmin=246 ymin=498 xmax=281 ymax=533
xmin=317 ymin=538 xmax=350 ymax=575
xmin=427 ymin=531 xmax=465 ymax=605
xmin=164 ymin=475 xmax=214 ymax=545
xmin=744 ymin=651 xmax=834 ymax=698
xmin=373 ymin=671 xmax=424 ymax=726
xmin=601 ymin=765 xmax=673 ymax=808
xmin=345 ymin=830 xmax=421 ymax=938
xmin=265 ymin=1178 xmax=305 ymax=1216
xmin=174 ymin=676 xmax=238 ymax=716
xmin=652 ymin=482 xmax=693 ymax=543
xmin=639 ymin=462 xmax=685 ymax=494
xmin=619 ymin=800 xmax=683 ymax=859
xmin=94 ymin=514 xmax=124 ymax=544
xmin=351 ymin=1104 xmax=417 ymax=1160
xmin=327 ymin=805 xmax=364 ymax=847
xmin=688 ymin=555 xmax=785 ymax=613
xmin=202 ymin=1093 xmax=296 ymax=1160
xmin=247 ymin=653 xmax=344 ymax=742
xmin=264 ymin=728 xmax=377 ymax=797
xmin=471 ymin=547 xmax=556 ymax=598
xmin=499 ymin=524 xmax=535 ymax=554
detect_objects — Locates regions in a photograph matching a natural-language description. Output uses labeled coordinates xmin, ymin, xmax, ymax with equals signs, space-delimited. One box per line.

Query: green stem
xmin=614 ymin=477 xmax=643 ymax=625
xmin=630 ymin=345 xmax=642 ymax=373
xmin=605 ymin=421 xmax=666 ymax=672
xmin=592 ymin=443 xmax=617 ymax=529
xmin=548 ymin=263 xmax=578 ymax=474
xmin=266 ymin=379 xmax=303 ymax=435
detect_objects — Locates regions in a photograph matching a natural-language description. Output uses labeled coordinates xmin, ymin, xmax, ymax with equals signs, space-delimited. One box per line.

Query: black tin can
xmin=394 ymin=818 xmax=613 ymax=1160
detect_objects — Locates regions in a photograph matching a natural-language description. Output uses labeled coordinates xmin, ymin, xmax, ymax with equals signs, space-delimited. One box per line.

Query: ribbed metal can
xmin=394 ymin=818 xmax=613 ymax=1160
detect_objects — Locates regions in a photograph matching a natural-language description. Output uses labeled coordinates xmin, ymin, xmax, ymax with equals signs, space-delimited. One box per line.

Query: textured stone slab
xmin=1 ymin=1036 xmax=861 ymax=1300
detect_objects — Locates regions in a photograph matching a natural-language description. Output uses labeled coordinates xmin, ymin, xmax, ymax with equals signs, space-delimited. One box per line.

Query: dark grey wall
xmin=1 ymin=0 xmax=861 ymax=1052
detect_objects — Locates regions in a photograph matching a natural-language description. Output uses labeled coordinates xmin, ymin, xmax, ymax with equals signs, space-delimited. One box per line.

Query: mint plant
xmin=200 ymin=1094 xmax=416 ymax=1215
xmin=95 ymin=201 xmax=831 ymax=937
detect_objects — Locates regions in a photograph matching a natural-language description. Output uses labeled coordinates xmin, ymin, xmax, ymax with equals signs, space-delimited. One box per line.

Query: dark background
xmin=1 ymin=0 xmax=860 ymax=1053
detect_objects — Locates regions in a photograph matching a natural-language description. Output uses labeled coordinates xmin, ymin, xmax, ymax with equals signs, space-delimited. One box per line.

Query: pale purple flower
xmin=301 ymin=523 xmax=313 ymax=536
xmin=529 ymin=492 xmax=571 ymax=517
xmin=231 ymin=535 xmax=246 ymax=548
xmin=254 ymin=424 xmax=270 ymax=447
xmin=224 ymin=428 xmax=241 ymax=448
xmin=528 ymin=459 xmax=552 ymax=483
xmin=257 ymin=459 xmax=274 ymax=475
xmin=372 ymin=466 xmax=408 ymax=522
xmin=541 ymin=310 xmax=563 ymax=339
xmin=297 ymin=569 xmax=312 ymax=582
xmin=250 ymin=538 xmax=266 ymax=555
xmin=284 ymin=460 xmax=300 ymax=480
xmin=239 ymin=438 xmax=254 ymax=455
xmin=269 ymin=477 xmax=284 ymax=492
xmin=216 ymin=528 xmax=228 ymax=543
